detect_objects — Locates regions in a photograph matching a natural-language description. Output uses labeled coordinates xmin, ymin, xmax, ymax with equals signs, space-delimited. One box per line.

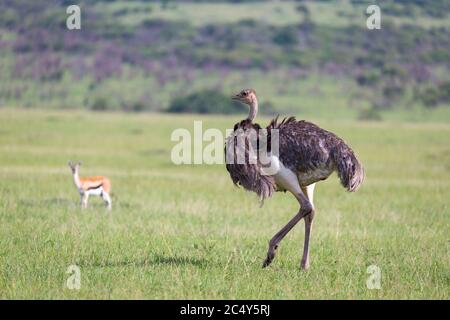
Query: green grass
xmin=99 ymin=1 xmax=304 ymax=27
xmin=0 ymin=109 xmax=449 ymax=299
xmin=97 ymin=0 xmax=450 ymax=28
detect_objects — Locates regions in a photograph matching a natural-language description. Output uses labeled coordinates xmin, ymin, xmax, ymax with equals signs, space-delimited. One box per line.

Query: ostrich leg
xmin=262 ymin=208 xmax=310 ymax=268
xmin=262 ymin=171 xmax=314 ymax=268
xmin=300 ymin=184 xmax=316 ymax=270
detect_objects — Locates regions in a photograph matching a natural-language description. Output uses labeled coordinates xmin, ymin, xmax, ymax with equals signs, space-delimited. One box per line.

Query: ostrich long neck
xmin=247 ymin=98 xmax=258 ymax=122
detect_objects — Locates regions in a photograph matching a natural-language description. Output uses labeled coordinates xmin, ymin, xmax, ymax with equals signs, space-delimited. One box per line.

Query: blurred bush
xmin=90 ymin=97 xmax=110 ymax=111
xmin=415 ymin=81 xmax=450 ymax=108
xmin=358 ymin=107 xmax=382 ymax=121
xmin=167 ymin=90 xmax=278 ymax=115
xmin=167 ymin=90 xmax=242 ymax=114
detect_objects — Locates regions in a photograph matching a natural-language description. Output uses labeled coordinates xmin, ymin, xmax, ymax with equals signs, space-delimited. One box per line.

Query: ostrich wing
xmin=225 ymin=120 xmax=276 ymax=202
xmin=269 ymin=116 xmax=364 ymax=190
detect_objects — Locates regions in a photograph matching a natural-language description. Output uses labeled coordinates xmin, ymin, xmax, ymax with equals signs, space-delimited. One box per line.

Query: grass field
xmin=0 ymin=109 xmax=449 ymax=299
xmin=98 ymin=0 xmax=450 ymax=28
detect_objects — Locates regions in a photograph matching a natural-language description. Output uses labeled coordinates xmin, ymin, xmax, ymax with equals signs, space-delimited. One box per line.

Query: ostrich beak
xmin=231 ymin=93 xmax=241 ymax=100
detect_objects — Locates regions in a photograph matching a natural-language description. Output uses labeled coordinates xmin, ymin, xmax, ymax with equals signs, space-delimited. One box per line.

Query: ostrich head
xmin=68 ymin=161 xmax=81 ymax=175
xmin=232 ymin=88 xmax=257 ymax=105
xmin=232 ymin=88 xmax=258 ymax=121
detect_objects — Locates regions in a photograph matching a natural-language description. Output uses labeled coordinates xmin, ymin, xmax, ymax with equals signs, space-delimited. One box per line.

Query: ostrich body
xmin=225 ymin=89 xmax=364 ymax=269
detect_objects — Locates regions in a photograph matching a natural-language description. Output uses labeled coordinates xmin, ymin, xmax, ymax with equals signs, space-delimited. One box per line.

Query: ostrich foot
xmin=300 ymin=259 xmax=310 ymax=270
xmin=262 ymin=245 xmax=278 ymax=268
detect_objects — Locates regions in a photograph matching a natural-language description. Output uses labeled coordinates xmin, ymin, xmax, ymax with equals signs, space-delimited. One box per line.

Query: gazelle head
xmin=231 ymin=88 xmax=257 ymax=106
xmin=68 ymin=161 xmax=82 ymax=175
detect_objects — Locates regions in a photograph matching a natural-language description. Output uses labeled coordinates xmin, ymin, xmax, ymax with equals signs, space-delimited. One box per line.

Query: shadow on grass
xmin=80 ymin=253 xmax=208 ymax=269
xmin=19 ymin=197 xmax=133 ymax=210
xmin=151 ymin=254 xmax=207 ymax=267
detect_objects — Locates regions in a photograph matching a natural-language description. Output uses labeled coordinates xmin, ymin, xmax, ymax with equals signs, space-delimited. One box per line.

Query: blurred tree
xmin=168 ymin=90 xmax=243 ymax=114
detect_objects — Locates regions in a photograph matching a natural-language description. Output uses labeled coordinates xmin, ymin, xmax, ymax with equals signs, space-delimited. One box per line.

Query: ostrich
xmin=225 ymin=89 xmax=364 ymax=269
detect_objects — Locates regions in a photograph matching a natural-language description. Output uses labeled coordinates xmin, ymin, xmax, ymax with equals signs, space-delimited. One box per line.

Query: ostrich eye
xmin=242 ymin=91 xmax=247 ymax=96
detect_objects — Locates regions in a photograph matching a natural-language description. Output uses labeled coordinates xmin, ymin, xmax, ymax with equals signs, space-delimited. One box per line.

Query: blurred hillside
xmin=0 ymin=0 xmax=449 ymax=120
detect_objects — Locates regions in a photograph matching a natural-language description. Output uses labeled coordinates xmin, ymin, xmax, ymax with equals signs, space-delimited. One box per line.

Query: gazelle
xmin=68 ymin=161 xmax=112 ymax=210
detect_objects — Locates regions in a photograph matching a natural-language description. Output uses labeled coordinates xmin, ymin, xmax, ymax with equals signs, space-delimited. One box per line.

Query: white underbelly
xmin=79 ymin=187 xmax=104 ymax=196
xmin=267 ymin=155 xmax=333 ymax=191
xmin=268 ymin=156 xmax=301 ymax=194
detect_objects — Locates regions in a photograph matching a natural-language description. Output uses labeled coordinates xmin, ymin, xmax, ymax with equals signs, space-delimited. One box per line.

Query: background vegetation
xmin=0 ymin=0 xmax=449 ymax=120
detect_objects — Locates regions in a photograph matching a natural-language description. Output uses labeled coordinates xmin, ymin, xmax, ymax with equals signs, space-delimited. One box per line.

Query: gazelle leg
xmin=262 ymin=169 xmax=313 ymax=268
xmin=81 ymin=193 xmax=89 ymax=209
xmin=300 ymin=184 xmax=316 ymax=270
xmin=102 ymin=192 xmax=112 ymax=210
